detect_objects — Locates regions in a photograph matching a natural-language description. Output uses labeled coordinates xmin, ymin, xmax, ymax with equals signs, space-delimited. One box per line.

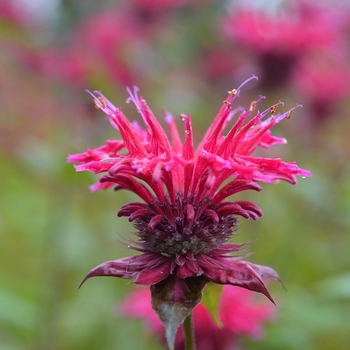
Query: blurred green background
xmin=1 ymin=0 xmax=350 ymax=349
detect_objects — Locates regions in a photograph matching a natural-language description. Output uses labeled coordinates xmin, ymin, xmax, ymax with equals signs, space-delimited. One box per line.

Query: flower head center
xmin=133 ymin=194 xmax=238 ymax=257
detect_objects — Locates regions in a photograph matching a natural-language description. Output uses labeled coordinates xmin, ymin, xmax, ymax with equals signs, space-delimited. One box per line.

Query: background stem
xmin=183 ymin=312 xmax=196 ymax=350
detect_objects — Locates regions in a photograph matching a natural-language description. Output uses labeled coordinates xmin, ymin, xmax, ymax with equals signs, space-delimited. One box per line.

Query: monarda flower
xmin=67 ymin=75 xmax=311 ymax=348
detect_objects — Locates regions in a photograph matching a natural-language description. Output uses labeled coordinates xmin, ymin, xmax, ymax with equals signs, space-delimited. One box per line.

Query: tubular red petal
xmin=181 ymin=114 xmax=195 ymax=199
xmin=230 ymin=200 xmax=263 ymax=219
xmin=213 ymin=180 xmax=262 ymax=205
xmin=198 ymin=92 xmax=236 ymax=154
xmin=129 ymin=209 xmax=152 ymax=222
xmin=118 ymin=202 xmax=148 ymax=217
xmin=185 ymin=204 xmax=195 ymax=221
xmin=164 ymin=112 xmax=183 ymax=156
xmin=148 ymin=214 xmax=165 ymax=230
xmin=203 ymin=209 xmax=220 ymax=223
xmin=127 ymin=87 xmax=172 ymax=156
xmin=215 ymin=111 xmax=249 ymax=157
xmin=112 ymin=109 xmax=148 ymax=157
xmin=75 ymin=161 xmax=113 ymax=174
xmin=101 ymin=174 xmax=155 ymax=203
xmin=215 ymin=202 xmax=245 ymax=216
xmin=89 ymin=182 xmax=115 ymax=192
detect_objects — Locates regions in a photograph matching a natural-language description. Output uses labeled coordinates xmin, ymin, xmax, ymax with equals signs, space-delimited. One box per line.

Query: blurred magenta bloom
xmin=224 ymin=3 xmax=339 ymax=53
xmin=223 ymin=0 xmax=348 ymax=88
xmin=121 ymin=285 xmax=275 ymax=350
xmin=292 ymin=56 xmax=350 ymax=122
xmin=0 ymin=0 xmax=27 ymax=24
xmin=38 ymin=9 xmax=147 ymax=87
xmin=68 ymin=76 xmax=311 ymax=306
xmin=35 ymin=1 xmax=195 ymax=89
xmin=131 ymin=0 xmax=189 ymax=10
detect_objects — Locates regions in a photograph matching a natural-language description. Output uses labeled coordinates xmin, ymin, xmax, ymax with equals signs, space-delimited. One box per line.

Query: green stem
xmin=183 ymin=312 xmax=196 ymax=350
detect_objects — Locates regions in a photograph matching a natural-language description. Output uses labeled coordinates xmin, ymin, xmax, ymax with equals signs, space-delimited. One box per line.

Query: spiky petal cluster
xmin=68 ymin=76 xmax=311 ymax=304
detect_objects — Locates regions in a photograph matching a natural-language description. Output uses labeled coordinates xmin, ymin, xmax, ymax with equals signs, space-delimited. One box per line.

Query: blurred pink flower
xmin=0 ymin=0 xmax=27 ymax=24
xmin=131 ymin=0 xmax=189 ymax=10
xmin=129 ymin=0 xmax=192 ymax=24
xmin=68 ymin=76 xmax=310 ymax=306
xmin=224 ymin=4 xmax=339 ymax=53
xmin=201 ymin=48 xmax=240 ymax=83
xmin=37 ymin=48 xmax=89 ymax=88
xmin=292 ymin=55 xmax=350 ymax=122
xmin=222 ymin=0 xmax=348 ymax=88
xmin=121 ymin=285 xmax=275 ymax=350
xmin=38 ymin=9 xmax=148 ymax=87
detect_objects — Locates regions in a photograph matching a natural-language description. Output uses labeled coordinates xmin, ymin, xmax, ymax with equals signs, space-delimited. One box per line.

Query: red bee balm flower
xmin=68 ymin=76 xmax=311 ymax=343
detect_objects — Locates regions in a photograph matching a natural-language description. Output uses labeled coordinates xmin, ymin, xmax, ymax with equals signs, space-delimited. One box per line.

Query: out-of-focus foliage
xmin=1 ymin=0 xmax=350 ymax=349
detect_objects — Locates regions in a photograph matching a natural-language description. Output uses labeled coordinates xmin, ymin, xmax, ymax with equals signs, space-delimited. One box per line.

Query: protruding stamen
xmin=86 ymin=90 xmax=119 ymax=119
xmin=270 ymin=101 xmax=284 ymax=114
xmin=86 ymin=89 xmax=99 ymax=106
xmin=126 ymin=86 xmax=140 ymax=105
xmin=228 ymin=89 xmax=237 ymax=97
xmin=126 ymin=86 xmax=144 ymax=114
xmin=226 ymin=107 xmax=245 ymax=123
xmin=226 ymin=75 xmax=258 ymax=102
xmin=163 ymin=111 xmax=173 ymax=125
xmin=261 ymin=101 xmax=284 ymax=118
xmin=274 ymin=103 xmax=303 ymax=123
xmin=250 ymin=101 xmax=257 ymax=113
xmin=236 ymin=74 xmax=258 ymax=91
xmin=248 ymin=95 xmax=267 ymax=114
xmin=95 ymin=96 xmax=107 ymax=109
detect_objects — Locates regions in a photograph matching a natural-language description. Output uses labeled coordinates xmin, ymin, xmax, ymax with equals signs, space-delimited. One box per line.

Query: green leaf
xmin=201 ymin=283 xmax=223 ymax=327
xmin=151 ymin=276 xmax=207 ymax=350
